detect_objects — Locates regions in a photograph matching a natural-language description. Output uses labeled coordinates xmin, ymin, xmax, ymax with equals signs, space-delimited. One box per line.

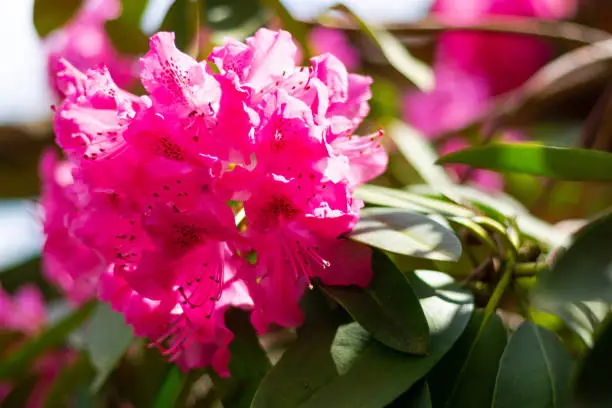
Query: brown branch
xmin=307 ymin=15 xmax=611 ymax=46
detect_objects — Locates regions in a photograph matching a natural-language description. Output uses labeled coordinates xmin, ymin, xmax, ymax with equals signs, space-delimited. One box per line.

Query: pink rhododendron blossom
xmin=45 ymin=0 xmax=136 ymax=96
xmin=40 ymin=151 xmax=103 ymax=305
xmin=42 ymin=29 xmax=386 ymax=375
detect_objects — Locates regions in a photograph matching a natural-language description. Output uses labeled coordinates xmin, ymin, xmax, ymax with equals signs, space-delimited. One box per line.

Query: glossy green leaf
xmin=105 ymin=0 xmax=149 ymax=54
xmin=355 ymin=184 xmax=474 ymax=217
xmin=322 ymin=250 xmax=429 ymax=354
xmin=328 ymin=6 xmax=433 ymax=91
xmin=211 ymin=309 xmax=271 ymax=408
xmin=574 ymin=314 xmax=612 ymax=408
xmin=0 ymin=301 xmax=96 ymax=379
xmin=388 ymin=380 xmax=432 ymax=408
xmin=534 ymin=211 xmax=612 ymax=304
xmin=437 ymin=144 xmax=612 ymax=181
xmin=153 ymin=367 xmax=185 ymax=408
xmin=84 ymin=303 xmax=135 ymax=391
xmin=492 ymin=322 xmax=573 ymax=408
xmin=544 ymin=300 xmax=612 ymax=347
xmin=251 ymin=290 xmax=346 ymax=408
xmin=115 ymin=346 xmax=175 ymax=408
xmin=408 ymin=183 xmax=570 ymax=250
xmin=33 ymin=0 xmax=83 ymax=37
xmin=349 ymin=207 xmax=462 ymax=261
xmin=428 ymin=311 xmax=507 ymax=408
xmin=43 ymin=352 xmax=96 ymax=408
xmin=252 ymin=271 xmax=474 ymax=408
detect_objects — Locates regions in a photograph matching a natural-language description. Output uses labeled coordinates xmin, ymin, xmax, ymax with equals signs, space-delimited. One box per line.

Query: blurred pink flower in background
xmin=44 ymin=0 xmax=136 ymax=97
xmin=0 ymin=285 xmax=74 ymax=407
xmin=0 ymin=284 xmax=46 ymax=335
xmin=403 ymin=0 xmax=576 ymax=190
xmin=309 ymin=27 xmax=360 ymax=71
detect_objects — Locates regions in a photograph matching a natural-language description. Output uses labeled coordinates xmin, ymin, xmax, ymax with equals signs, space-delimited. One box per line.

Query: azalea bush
xmin=1 ymin=0 xmax=612 ymax=406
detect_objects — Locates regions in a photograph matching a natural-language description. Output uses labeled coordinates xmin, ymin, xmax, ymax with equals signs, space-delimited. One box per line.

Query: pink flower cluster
xmin=41 ymin=29 xmax=386 ymax=376
xmin=44 ymin=0 xmax=136 ymax=97
xmin=0 ymin=285 xmax=73 ymax=407
xmin=404 ymin=0 xmax=576 ymax=190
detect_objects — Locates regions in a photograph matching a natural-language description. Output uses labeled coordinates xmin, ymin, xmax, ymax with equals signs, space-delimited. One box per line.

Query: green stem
xmin=513 ymin=261 xmax=547 ymax=277
xmin=480 ymin=260 xmax=515 ymax=333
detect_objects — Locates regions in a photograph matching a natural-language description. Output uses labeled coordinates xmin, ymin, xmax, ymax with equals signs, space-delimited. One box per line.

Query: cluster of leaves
xmin=3 ymin=0 xmax=610 ymax=407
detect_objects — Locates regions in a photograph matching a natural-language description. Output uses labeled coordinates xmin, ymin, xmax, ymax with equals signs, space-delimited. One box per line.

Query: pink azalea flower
xmin=45 ymin=0 xmax=136 ymax=97
xmin=309 ymin=27 xmax=360 ymax=71
xmin=42 ymin=28 xmax=386 ymax=374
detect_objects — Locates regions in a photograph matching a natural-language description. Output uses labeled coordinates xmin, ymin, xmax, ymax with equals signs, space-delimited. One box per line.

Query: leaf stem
xmin=481 ymin=260 xmax=515 ymax=331
xmin=514 ymin=261 xmax=547 ymax=277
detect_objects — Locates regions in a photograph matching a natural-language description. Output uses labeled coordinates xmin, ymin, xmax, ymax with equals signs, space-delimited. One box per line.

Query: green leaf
xmin=327 ymin=6 xmax=433 ymax=91
xmin=43 ymin=352 xmax=96 ymax=408
xmin=428 ymin=310 xmax=507 ymax=408
xmin=544 ymin=301 xmax=612 ymax=347
xmin=408 ymin=183 xmax=570 ymax=250
xmin=84 ymin=303 xmax=135 ymax=392
xmin=492 ymin=322 xmax=573 ymax=408
xmin=114 ymin=346 xmax=174 ymax=408
xmin=388 ymin=380 xmax=432 ymax=408
xmin=354 ymin=184 xmax=474 ymax=217
xmin=153 ymin=367 xmax=185 ymax=408
xmin=0 ymin=135 xmax=52 ymax=198
xmin=437 ymin=144 xmax=612 ymax=181
xmin=160 ymin=0 xmax=200 ymax=52
xmin=207 ymin=0 xmax=263 ymax=31
xmin=534 ymin=211 xmax=612 ymax=304
xmin=574 ymin=314 xmax=612 ymax=408
xmin=0 ymin=301 xmax=96 ymax=379
xmin=211 ymin=309 xmax=271 ymax=408
xmin=388 ymin=122 xmax=459 ymax=200
xmin=322 ymin=250 xmax=429 ymax=354
xmin=33 ymin=0 xmax=83 ymax=37
xmin=2 ymin=374 xmax=39 ymax=407
xmin=105 ymin=0 xmax=149 ymax=54
xmin=252 ymin=271 xmax=474 ymax=408
xmin=349 ymin=207 xmax=462 ymax=261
